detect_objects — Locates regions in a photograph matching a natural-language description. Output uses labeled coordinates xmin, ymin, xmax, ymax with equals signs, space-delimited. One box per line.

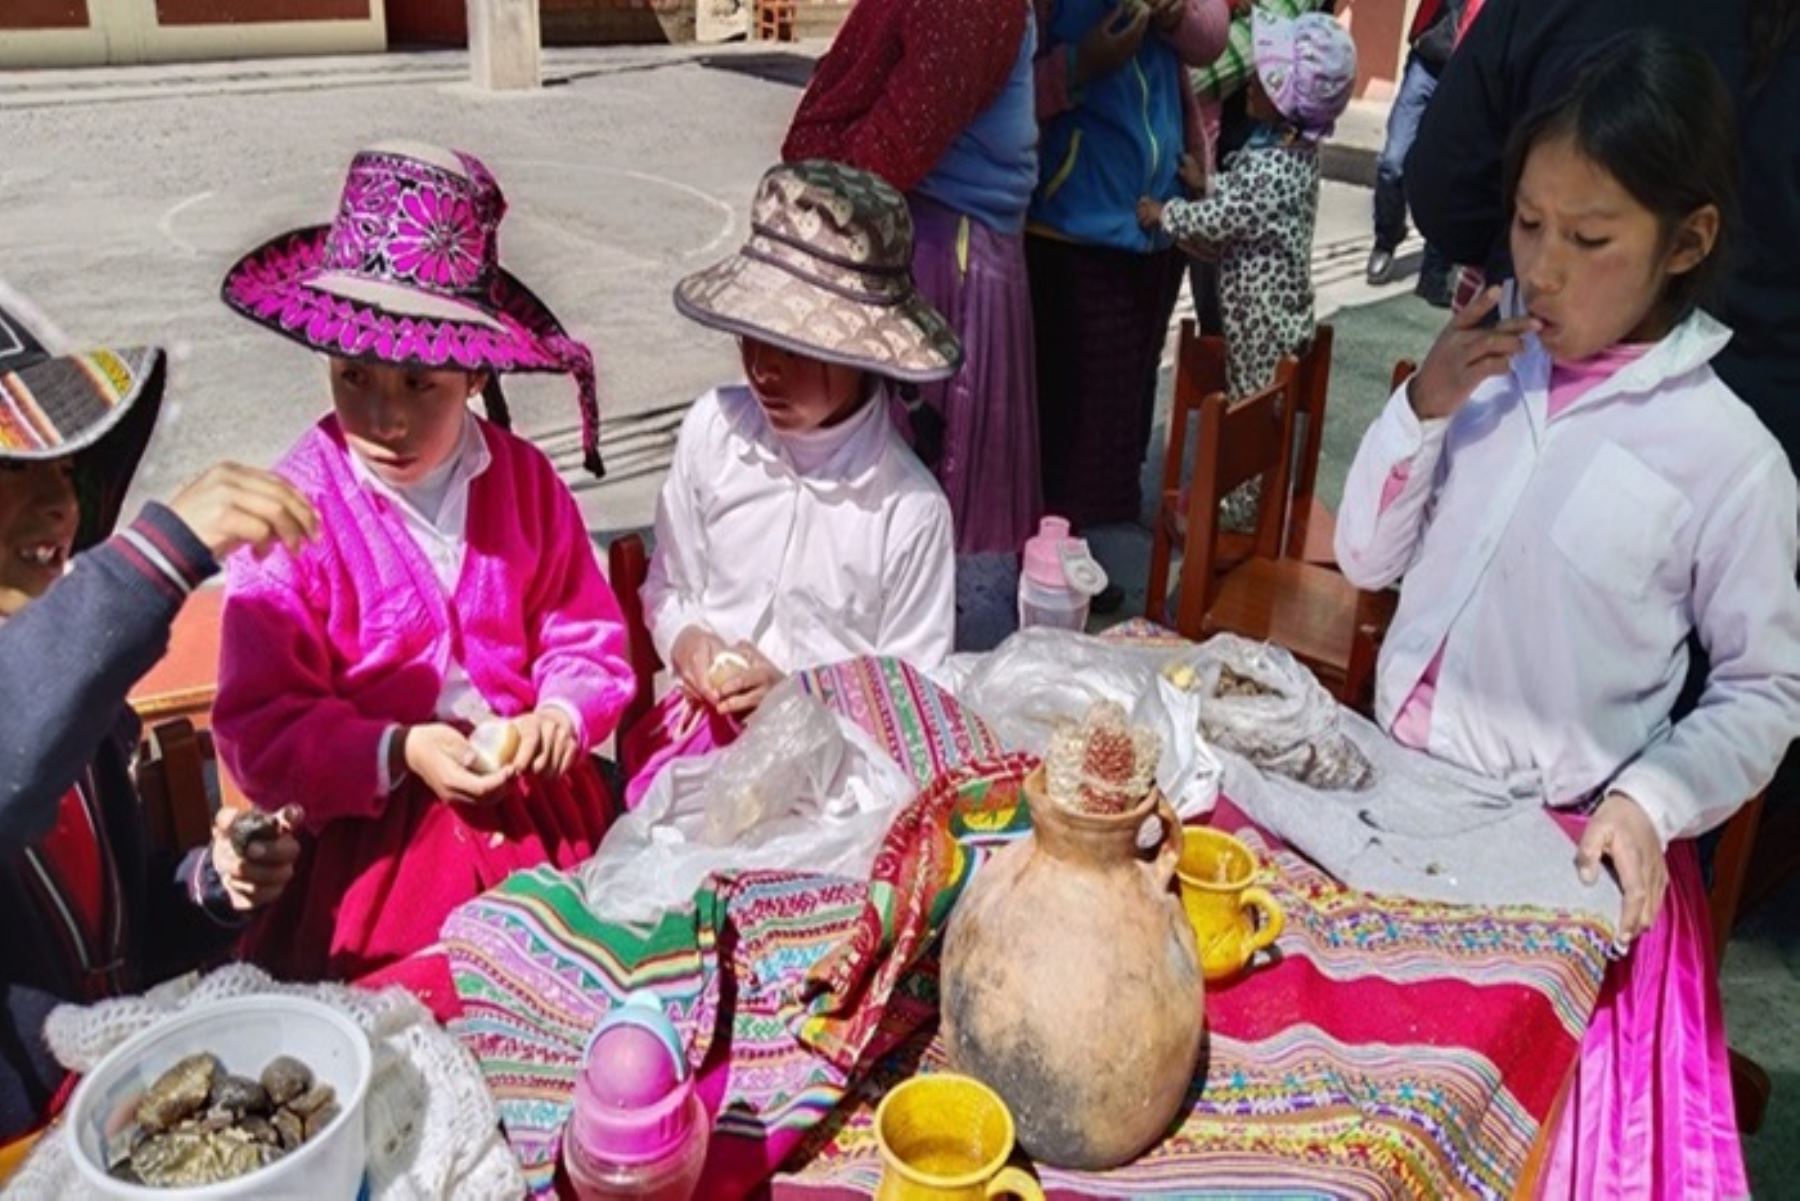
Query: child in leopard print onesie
xmin=1140 ymin=10 xmax=1356 ymax=402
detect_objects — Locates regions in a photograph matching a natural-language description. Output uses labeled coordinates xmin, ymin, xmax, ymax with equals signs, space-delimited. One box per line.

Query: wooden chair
xmin=1283 ymin=323 xmax=1337 ymax=565
xmin=136 ymin=717 xmax=223 ymax=855
xmin=1168 ymin=357 xmax=1397 ymax=703
xmin=1147 ymin=323 xmax=1341 ymax=618
xmin=1706 ymin=792 xmax=1772 ymax=1134
xmin=608 ymin=532 xmax=661 ymax=743
xmin=1147 ymin=324 xmax=1232 ymax=620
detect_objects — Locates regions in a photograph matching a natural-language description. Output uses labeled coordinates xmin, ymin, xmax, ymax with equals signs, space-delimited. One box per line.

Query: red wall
xmin=1 ymin=0 xmax=88 ymax=29
xmin=385 ymin=0 xmax=466 ymax=44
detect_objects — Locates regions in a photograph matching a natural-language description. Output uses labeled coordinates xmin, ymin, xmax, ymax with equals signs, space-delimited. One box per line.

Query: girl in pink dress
xmin=1336 ymin=34 xmax=1797 ymax=1198
xmin=212 ymin=143 xmax=635 ymax=981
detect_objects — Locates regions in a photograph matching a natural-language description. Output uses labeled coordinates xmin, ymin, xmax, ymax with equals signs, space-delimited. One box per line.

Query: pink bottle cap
xmin=1022 ymin=516 xmax=1073 ymax=587
xmin=567 ymin=993 xmax=699 ymax=1167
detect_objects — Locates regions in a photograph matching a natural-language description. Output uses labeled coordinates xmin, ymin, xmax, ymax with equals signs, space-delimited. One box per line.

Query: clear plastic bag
xmin=950 ymin=628 xmax=1222 ymax=817
xmin=1169 ymin=634 xmax=1375 ymax=792
xmin=578 ymin=681 xmax=917 ymax=926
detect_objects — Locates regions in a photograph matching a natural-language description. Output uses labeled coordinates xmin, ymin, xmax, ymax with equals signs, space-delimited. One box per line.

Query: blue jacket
xmin=1031 ymin=0 xmax=1188 ymax=252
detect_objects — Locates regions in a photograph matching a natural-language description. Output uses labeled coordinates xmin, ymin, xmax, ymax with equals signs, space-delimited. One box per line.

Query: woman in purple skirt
xmin=783 ymin=0 xmax=1041 ymax=649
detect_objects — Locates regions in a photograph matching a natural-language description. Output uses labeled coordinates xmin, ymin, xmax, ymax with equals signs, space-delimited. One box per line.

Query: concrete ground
xmin=1 ymin=43 xmax=831 ymax=541
xmin=5 ymin=43 xmax=1790 ymax=1190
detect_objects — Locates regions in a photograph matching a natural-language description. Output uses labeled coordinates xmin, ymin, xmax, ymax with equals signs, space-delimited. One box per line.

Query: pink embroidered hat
xmin=221 ymin=142 xmax=606 ymax=477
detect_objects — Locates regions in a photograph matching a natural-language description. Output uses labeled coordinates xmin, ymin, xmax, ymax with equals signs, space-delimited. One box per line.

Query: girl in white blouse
xmin=623 ymin=162 xmax=960 ymax=806
xmin=1336 ymin=34 xmax=1797 ymax=1195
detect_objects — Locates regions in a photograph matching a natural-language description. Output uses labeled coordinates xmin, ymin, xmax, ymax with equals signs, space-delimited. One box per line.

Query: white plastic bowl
xmin=67 ymin=995 xmax=372 ymax=1201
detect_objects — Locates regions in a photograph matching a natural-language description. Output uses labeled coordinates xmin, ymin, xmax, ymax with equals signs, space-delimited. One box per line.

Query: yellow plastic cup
xmin=1176 ymin=827 xmax=1286 ymax=982
xmin=874 ymin=1074 xmax=1044 ymax=1201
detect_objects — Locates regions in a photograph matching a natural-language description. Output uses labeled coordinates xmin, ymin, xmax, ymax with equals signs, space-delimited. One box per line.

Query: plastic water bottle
xmin=563 ymin=993 xmax=710 ymax=1201
xmin=1018 ymin=516 xmax=1109 ymax=631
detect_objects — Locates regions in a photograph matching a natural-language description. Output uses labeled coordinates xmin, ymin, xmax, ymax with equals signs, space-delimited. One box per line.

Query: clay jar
xmin=939 ymin=766 xmax=1204 ymax=1170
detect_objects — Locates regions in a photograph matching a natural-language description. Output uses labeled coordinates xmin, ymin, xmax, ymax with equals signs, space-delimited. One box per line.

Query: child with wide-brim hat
xmin=212 ymin=143 xmax=636 ymax=981
xmin=0 ymin=292 xmax=307 ymax=1139
xmin=623 ymin=160 xmax=959 ymax=805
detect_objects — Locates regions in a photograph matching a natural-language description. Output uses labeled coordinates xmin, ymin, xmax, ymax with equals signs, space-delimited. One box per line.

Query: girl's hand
xmin=511 ymin=709 xmax=579 ymax=778
xmin=714 ymin=642 xmax=784 ymax=718
xmin=1576 ymin=792 xmax=1669 ymax=941
xmin=1408 ymin=287 xmax=1540 ymax=421
xmin=1137 ymin=197 xmax=1165 ymax=230
xmin=404 ymin=723 xmax=513 ymax=805
xmin=169 ymin=462 xmax=320 ymax=560
xmin=1075 ymin=3 xmax=1151 ymax=86
xmin=672 ymin=624 xmax=730 ymax=708
xmin=208 ymin=806 xmax=301 ymax=911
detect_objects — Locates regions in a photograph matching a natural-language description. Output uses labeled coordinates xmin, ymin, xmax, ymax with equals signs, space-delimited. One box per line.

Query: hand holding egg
xmin=500 ymin=710 xmax=581 ymax=779
xmin=404 ymin=723 xmax=513 ymax=805
xmin=672 ymin=624 xmax=732 ymax=706
xmin=713 ymin=642 xmax=785 ymax=719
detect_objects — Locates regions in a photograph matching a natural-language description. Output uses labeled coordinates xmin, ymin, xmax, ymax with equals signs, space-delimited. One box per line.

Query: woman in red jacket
xmin=782 ymin=0 xmax=1043 ymax=649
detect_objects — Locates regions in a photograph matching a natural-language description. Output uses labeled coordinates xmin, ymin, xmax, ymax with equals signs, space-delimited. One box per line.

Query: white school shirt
xmin=349 ymin=409 xmax=582 ymax=791
xmin=1335 ymin=309 xmax=1800 ymax=847
xmin=643 ymin=385 xmax=956 ymax=675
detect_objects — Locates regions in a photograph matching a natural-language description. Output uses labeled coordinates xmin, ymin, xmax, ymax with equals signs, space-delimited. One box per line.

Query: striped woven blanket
xmin=442 ymin=655 xmax=1613 ymax=1199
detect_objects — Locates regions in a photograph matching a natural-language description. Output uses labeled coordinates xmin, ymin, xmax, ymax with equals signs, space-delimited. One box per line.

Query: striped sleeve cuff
xmin=181 ymin=845 xmax=248 ymax=928
xmin=112 ymin=503 xmax=219 ymax=600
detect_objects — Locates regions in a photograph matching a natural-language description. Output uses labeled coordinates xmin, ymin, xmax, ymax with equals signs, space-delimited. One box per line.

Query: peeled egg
xmin=469 ymin=719 xmax=520 ymax=774
xmin=707 ymin=650 xmax=752 ymax=690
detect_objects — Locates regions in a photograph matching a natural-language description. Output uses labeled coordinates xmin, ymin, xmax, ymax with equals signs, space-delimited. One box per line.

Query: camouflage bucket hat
xmin=673 ymin=160 xmax=963 ymax=383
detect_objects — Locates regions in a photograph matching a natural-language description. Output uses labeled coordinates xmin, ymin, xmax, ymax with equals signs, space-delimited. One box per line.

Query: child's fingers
xmin=1453 ymin=286 xmax=1504 ymax=331
xmin=225 ymin=488 xmax=312 ymax=550
xmin=233 ymin=857 xmax=296 ymax=891
xmin=230 ymin=470 xmax=321 ymax=538
xmin=1574 ymin=821 xmax=1608 ymax=886
xmin=531 ymin=724 xmax=561 ymax=775
xmin=717 ymin=688 xmax=761 ymax=717
xmin=1490 ymin=315 xmax=1540 ymax=337
xmin=512 ymin=720 xmax=542 ymax=773
xmin=441 ymin=762 xmax=510 ymax=802
xmin=1613 ymin=839 xmax=1655 ymax=938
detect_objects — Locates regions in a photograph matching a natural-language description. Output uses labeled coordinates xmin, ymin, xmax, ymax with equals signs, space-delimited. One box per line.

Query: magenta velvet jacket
xmin=213 ymin=414 xmax=635 ymax=828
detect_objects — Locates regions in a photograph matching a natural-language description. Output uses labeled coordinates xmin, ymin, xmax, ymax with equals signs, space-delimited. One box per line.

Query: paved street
xmin=1 ymin=42 xmax=1420 ymax=538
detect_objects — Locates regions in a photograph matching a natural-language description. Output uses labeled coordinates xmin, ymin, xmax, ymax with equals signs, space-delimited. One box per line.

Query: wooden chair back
xmin=1171 ymin=358 xmax=1300 ymax=639
xmin=1391 ymin=358 xmax=1418 ymax=392
xmin=1709 ymin=792 xmax=1766 ymax=965
xmin=1283 ymin=324 xmax=1334 ymax=560
xmin=136 ymin=718 xmax=220 ymax=855
xmin=1159 ymin=322 xmax=1231 ymax=516
xmin=608 ymin=532 xmax=661 ymax=741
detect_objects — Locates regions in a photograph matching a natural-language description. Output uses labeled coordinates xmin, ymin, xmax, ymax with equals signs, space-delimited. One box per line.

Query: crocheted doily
xmin=3 ymin=964 xmax=525 ymax=1201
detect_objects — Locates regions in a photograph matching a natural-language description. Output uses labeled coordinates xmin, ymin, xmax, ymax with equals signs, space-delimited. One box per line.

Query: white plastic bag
xmin=1168 ymin=634 xmax=1374 ymax=792
xmin=578 ymin=681 xmax=916 ymax=926
xmin=951 ymin=628 xmax=1222 ymax=818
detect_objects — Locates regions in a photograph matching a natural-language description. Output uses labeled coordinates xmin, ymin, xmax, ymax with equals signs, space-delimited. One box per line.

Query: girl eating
xmin=212 ymin=143 xmax=635 ymax=981
xmin=623 ymin=161 xmax=958 ymax=806
xmin=1336 ymin=33 xmax=1799 ymax=1194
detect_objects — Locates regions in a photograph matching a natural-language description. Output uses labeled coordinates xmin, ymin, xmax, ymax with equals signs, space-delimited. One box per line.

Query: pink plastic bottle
xmin=563 ymin=992 xmax=710 ymax=1201
xmin=1018 ymin=516 xmax=1108 ymax=631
